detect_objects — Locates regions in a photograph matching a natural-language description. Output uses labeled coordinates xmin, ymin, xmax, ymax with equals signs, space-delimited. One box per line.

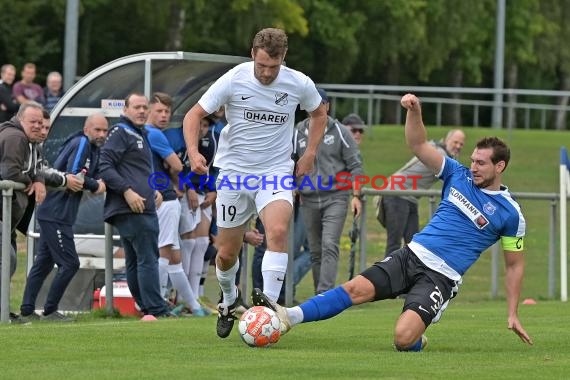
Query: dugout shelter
xmin=30 ymin=52 xmax=249 ymax=311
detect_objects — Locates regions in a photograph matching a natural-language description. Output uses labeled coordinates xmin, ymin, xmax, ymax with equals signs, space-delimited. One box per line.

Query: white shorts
xmin=179 ymin=195 xmax=201 ymax=235
xmin=215 ymin=174 xmax=293 ymax=228
xmin=157 ymin=199 xmax=181 ymax=249
xmin=200 ymin=198 xmax=213 ymax=222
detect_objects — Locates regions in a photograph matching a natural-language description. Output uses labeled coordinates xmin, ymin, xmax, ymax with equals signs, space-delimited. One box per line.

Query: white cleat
xmin=251 ymin=288 xmax=291 ymax=335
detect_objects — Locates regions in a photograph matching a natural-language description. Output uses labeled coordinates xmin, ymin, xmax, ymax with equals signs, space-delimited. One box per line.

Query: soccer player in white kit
xmin=183 ymin=28 xmax=328 ymax=338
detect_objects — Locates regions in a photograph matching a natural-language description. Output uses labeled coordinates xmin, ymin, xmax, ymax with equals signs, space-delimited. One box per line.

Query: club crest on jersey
xmin=323 ymin=134 xmax=335 ymax=145
xmin=137 ymin=140 xmax=143 ymax=149
xmin=448 ymin=187 xmax=489 ymax=229
xmin=244 ymin=109 xmax=289 ymax=125
xmin=298 ymin=138 xmax=307 ymax=149
xmin=275 ymin=92 xmax=289 ymax=106
xmin=483 ymin=202 xmax=496 ymax=215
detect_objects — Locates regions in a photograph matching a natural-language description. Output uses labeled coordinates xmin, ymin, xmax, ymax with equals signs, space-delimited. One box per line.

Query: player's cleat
xmin=251 ymin=288 xmax=291 ymax=335
xmin=216 ymin=289 xmax=241 ymax=338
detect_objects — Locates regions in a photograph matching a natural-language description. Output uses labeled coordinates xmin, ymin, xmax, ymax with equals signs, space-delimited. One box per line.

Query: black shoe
xmin=216 ymin=288 xmax=241 ymax=338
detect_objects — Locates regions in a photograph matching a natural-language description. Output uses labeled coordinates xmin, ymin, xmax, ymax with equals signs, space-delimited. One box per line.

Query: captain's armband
xmin=500 ymin=236 xmax=524 ymax=252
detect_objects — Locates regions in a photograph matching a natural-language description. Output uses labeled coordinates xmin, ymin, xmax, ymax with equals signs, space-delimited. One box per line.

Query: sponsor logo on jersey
xmin=275 ymin=92 xmax=289 ymax=105
xmin=448 ymin=187 xmax=489 ymax=229
xmin=483 ymin=202 xmax=496 ymax=215
xmin=323 ymin=134 xmax=335 ymax=145
xmin=244 ymin=109 xmax=289 ymax=125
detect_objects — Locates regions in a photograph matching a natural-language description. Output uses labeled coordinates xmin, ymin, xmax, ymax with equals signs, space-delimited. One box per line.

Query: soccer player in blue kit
xmin=252 ymin=93 xmax=533 ymax=351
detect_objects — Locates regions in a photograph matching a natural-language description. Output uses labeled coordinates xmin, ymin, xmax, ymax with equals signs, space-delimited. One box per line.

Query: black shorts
xmin=360 ymin=246 xmax=459 ymax=327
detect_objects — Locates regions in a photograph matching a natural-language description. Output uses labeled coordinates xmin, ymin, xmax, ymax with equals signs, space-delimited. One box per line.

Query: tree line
xmin=1 ymin=0 xmax=569 ymax=129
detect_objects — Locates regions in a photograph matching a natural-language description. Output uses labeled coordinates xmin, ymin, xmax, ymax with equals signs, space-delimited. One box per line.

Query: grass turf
xmin=1 ymin=300 xmax=569 ymax=379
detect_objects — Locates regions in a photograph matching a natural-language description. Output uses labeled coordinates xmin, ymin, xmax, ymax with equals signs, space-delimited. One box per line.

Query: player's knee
xmin=342 ymin=276 xmax=375 ymax=304
xmin=216 ymin=249 xmax=238 ymax=267
xmin=266 ymin=224 xmax=288 ymax=244
xmin=393 ymin=326 xmax=420 ymax=350
xmin=393 ymin=309 xmax=425 ymax=350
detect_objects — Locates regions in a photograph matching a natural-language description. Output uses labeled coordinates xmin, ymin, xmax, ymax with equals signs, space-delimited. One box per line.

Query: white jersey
xmin=199 ymin=61 xmax=322 ymax=178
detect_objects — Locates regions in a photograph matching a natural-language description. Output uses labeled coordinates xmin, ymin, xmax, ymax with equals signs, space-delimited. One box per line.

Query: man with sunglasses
xmin=342 ymin=113 xmax=367 ymax=145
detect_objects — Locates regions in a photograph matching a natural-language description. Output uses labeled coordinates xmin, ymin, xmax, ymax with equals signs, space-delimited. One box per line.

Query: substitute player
xmin=183 ymin=28 xmax=327 ymax=338
xmin=253 ymin=93 xmax=533 ymax=351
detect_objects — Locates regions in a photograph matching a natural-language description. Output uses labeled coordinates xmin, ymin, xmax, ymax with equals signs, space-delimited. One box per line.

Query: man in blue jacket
xmin=19 ymin=113 xmax=108 ymax=322
xmin=98 ymin=93 xmax=171 ymax=318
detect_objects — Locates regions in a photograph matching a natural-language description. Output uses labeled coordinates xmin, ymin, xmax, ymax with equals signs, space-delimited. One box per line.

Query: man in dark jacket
xmin=0 ymin=64 xmax=19 ymax=123
xmin=19 ymin=113 xmax=108 ymax=322
xmin=98 ymin=93 xmax=171 ymax=318
xmin=0 ymin=101 xmax=46 ymax=322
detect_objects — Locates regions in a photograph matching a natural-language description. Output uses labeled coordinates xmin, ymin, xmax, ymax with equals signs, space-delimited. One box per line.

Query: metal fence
xmin=0 ymin=180 xmax=26 ymax=323
xmin=318 ymin=84 xmax=570 ymax=130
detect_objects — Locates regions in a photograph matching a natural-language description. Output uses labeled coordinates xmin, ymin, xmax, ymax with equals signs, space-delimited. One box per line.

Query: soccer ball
xmin=238 ymin=306 xmax=281 ymax=347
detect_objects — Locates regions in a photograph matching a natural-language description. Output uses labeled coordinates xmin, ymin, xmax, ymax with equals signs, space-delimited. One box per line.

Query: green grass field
xmin=2 ymin=125 xmax=569 ymax=379
xmin=2 ymin=300 xmax=569 ymax=379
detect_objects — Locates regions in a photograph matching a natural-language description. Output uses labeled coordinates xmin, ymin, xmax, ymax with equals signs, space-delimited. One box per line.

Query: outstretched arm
xmin=504 ymin=250 xmax=533 ymax=345
xmin=401 ymin=94 xmax=444 ymax=173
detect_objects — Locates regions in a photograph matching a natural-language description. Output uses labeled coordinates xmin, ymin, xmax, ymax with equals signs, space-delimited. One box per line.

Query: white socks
xmin=158 ymin=257 xmax=169 ymax=298
xmin=261 ymin=251 xmax=288 ymax=303
xmin=288 ymin=306 xmax=304 ymax=326
xmin=168 ymin=263 xmax=201 ymax=310
xmin=180 ymin=238 xmax=196 ymax=278
xmin=216 ymin=259 xmax=239 ymax=306
xmin=189 ymin=236 xmax=209 ymax=295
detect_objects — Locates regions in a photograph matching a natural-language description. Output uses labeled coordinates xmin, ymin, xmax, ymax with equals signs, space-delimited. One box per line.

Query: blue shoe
xmin=169 ymin=304 xmax=185 ymax=317
xmin=191 ymin=307 xmax=211 ymax=317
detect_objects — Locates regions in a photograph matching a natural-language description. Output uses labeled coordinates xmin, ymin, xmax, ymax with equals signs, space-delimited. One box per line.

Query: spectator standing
xmin=146 ymin=92 xmax=208 ymax=316
xmin=43 ymin=71 xmax=64 ymax=112
xmin=0 ymin=101 xmax=46 ymax=323
xmin=293 ymin=88 xmax=363 ymax=294
xmin=20 ymin=113 xmax=108 ymax=322
xmin=13 ymin=63 xmax=45 ymax=105
xmin=0 ymin=64 xmax=19 ymax=122
xmin=164 ymin=116 xmax=219 ymax=314
xmin=98 ymin=93 xmax=171 ymax=318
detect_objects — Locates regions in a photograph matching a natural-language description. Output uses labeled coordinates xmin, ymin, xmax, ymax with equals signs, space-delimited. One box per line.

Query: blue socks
xmin=299 ymin=286 xmax=353 ymax=323
xmin=395 ymin=337 xmax=423 ymax=352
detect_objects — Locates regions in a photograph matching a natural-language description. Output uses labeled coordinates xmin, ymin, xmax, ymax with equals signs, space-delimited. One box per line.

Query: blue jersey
xmin=410 ymin=157 xmax=525 ymax=280
xmin=164 ymin=127 xmax=219 ymax=191
xmin=146 ymin=125 xmax=176 ymax=200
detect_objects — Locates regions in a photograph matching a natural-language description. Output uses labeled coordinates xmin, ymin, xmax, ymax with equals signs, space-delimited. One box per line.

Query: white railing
xmin=318 ymin=84 xmax=570 ymax=129
xmin=0 ymin=180 xmax=27 ymax=323
xmin=560 ymin=147 xmax=569 ymax=301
